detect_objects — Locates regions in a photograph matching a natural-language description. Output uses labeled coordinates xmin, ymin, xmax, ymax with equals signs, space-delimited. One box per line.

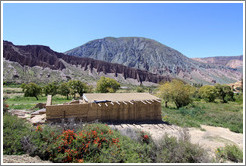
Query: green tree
xmin=68 ymin=80 xmax=88 ymax=98
xmin=21 ymin=83 xmax=42 ymax=100
xmin=136 ymin=85 xmax=145 ymax=93
xmin=96 ymin=76 xmax=120 ymax=93
xmin=215 ymin=84 xmax=234 ymax=103
xmin=87 ymin=85 xmax=94 ymax=93
xmin=157 ymin=80 xmax=194 ymax=108
xmin=198 ymin=85 xmax=217 ymax=102
xmin=157 ymin=81 xmax=172 ymax=107
xmin=58 ymin=82 xmax=70 ymax=99
xmin=43 ymin=82 xmax=58 ymax=96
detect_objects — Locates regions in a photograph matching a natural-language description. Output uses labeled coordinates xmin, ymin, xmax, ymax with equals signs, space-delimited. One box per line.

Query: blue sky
xmin=3 ymin=3 xmax=243 ymax=58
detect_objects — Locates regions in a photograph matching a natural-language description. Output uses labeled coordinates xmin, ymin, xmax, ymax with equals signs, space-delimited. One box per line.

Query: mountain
xmin=3 ymin=41 xmax=171 ymax=85
xmin=65 ymin=37 xmax=242 ymax=84
xmin=192 ymin=55 xmax=243 ymax=69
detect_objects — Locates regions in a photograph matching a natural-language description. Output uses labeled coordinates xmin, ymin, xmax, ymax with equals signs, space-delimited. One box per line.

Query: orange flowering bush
xmin=26 ymin=124 xmax=157 ymax=163
xmin=35 ymin=125 xmax=43 ymax=132
xmin=46 ymin=124 xmax=120 ymax=163
xmin=139 ymin=131 xmax=151 ymax=144
xmin=3 ymin=99 xmax=9 ymax=113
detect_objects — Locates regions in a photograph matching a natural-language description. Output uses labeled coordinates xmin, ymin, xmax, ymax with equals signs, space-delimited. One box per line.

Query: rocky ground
xmin=3 ymin=154 xmax=51 ymax=163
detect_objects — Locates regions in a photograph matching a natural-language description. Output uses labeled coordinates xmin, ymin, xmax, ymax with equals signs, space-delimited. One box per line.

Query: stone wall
xmin=46 ymin=100 xmax=162 ymax=122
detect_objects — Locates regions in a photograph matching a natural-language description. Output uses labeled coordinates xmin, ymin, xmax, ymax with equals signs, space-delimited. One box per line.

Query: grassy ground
xmin=4 ymin=86 xmax=243 ymax=134
xmin=162 ymin=100 xmax=243 ymax=133
xmin=4 ymin=87 xmax=71 ymax=110
xmin=6 ymin=95 xmax=71 ymax=110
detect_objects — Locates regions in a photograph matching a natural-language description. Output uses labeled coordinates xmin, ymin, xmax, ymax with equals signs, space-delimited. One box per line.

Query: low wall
xmin=46 ymin=100 xmax=162 ymax=122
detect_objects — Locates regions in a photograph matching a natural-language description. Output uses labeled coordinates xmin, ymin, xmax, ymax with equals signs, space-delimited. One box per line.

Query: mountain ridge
xmin=65 ymin=37 xmax=242 ymax=84
xmin=192 ymin=55 xmax=243 ymax=69
xmin=3 ymin=40 xmax=172 ymax=85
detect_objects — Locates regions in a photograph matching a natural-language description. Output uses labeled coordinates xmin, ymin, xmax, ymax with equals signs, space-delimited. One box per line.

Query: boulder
xmin=28 ymin=114 xmax=46 ymax=125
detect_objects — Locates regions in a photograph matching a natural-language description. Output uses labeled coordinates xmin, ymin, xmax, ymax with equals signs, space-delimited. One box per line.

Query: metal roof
xmin=83 ymin=93 xmax=160 ymax=103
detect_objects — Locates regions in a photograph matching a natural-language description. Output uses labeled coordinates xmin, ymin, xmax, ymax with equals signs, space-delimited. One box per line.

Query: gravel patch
xmin=3 ymin=154 xmax=52 ymax=163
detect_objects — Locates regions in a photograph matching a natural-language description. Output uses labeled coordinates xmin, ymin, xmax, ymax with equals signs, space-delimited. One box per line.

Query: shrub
xmin=136 ymin=86 xmax=144 ymax=93
xmin=21 ymin=124 xmax=61 ymax=160
xmin=96 ymin=76 xmax=120 ymax=93
xmin=216 ymin=144 xmax=243 ymax=163
xmin=3 ymin=113 xmax=32 ymax=155
xmin=157 ymin=80 xmax=195 ymax=108
xmin=46 ymin=124 xmax=155 ymax=163
xmin=215 ymin=84 xmax=234 ymax=103
xmin=156 ymin=130 xmax=211 ymax=163
xmin=198 ymin=85 xmax=217 ymax=102
xmin=33 ymin=124 xmax=121 ymax=163
xmin=234 ymin=93 xmax=243 ymax=104
xmin=3 ymin=98 xmax=9 ymax=113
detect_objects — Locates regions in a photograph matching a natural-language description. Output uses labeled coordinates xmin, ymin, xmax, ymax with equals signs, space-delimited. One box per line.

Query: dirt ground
xmin=3 ymin=154 xmax=51 ymax=163
xmin=109 ymin=123 xmax=243 ymax=155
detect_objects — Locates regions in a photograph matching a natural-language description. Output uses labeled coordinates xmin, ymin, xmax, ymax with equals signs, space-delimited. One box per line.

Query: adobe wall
xmin=46 ymin=100 xmax=162 ymax=122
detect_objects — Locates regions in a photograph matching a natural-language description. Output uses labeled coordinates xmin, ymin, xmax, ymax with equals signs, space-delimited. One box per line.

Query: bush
xmin=21 ymin=125 xmax=61 ymax=160
xmin=136 ymin=86 xmax=145 ymax=93
xmin=198 ymin=85 xmax=217 ymax=102
xmin=156 ymin=130 xmax=211 ymax=163
xmin=96 ymin=76 xmax=120 ymax=93
xmin=3 ymin=98 xmax=9 ymax=113
xmin=30 ymin=123 xmax=156 ymax=163
xmin=157 ymin=80 xmax=195 ymax=108
xmin=215 ymin=84 xmax=234 ymax=103
xmin=234 ymin=93 xmax=243 ymax=104
xmin=3 ymin=113 xmax=32 ymax=155
xmin=47 ymin=124 xmax=121 ymax=163
xmin=216 ymin=144 xmax=243 ymax=163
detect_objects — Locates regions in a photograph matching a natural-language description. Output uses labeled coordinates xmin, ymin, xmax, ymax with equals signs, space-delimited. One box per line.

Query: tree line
xmin=157 ymin=80 xmax=237 ymax=109
xmin=21 ymin=76 xmax=120 ymax=100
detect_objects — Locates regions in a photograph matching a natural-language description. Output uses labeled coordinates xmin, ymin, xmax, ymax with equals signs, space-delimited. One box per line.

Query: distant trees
xmin=136 ymin=85 xmax=145 ymax=93
xmin=215 ymin=84 xmax=234 ymax=103
xmin=96 ymin=76 xmax=120 ymax=93
xmin=198 ymin=85 xmax=217 ymax=102
xmin=194 ymin=83 xmax=234 ymax=103
xmin=21 ymin=83 xmax=42 ymax=100
xmin=58 ymin=82 xmax=70 ymax=99
xmin=158 ymin=80 xmax=194 ymax=108
xmin=68 ymin=80 xmax=88 ymax=98
xmin=43 ymin=82 xmax=58 ymax=96
xmin=192 ymin=83 xmax=203 ymax=88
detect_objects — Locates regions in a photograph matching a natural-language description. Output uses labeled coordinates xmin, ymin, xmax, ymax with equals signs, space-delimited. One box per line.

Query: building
xmin=46 ymin=93 xmax=162 ymax=122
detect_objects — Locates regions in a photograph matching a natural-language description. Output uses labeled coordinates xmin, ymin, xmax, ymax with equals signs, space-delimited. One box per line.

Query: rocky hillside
xmin=65 ymin=37 xmax=242 ymax=84
xmin=3 ymin=41 xmax=171 ymax=85
xmin=192 ymin=55 xmax=243 ymax=69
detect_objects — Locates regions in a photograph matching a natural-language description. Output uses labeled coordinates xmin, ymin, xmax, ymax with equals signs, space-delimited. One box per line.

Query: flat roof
xmin=83 ymin=93 xmax=160 ymax=103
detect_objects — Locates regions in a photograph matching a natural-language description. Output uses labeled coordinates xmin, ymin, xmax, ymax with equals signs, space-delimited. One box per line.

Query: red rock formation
xmin=3 ymin=41 xmax=171 ymax=84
